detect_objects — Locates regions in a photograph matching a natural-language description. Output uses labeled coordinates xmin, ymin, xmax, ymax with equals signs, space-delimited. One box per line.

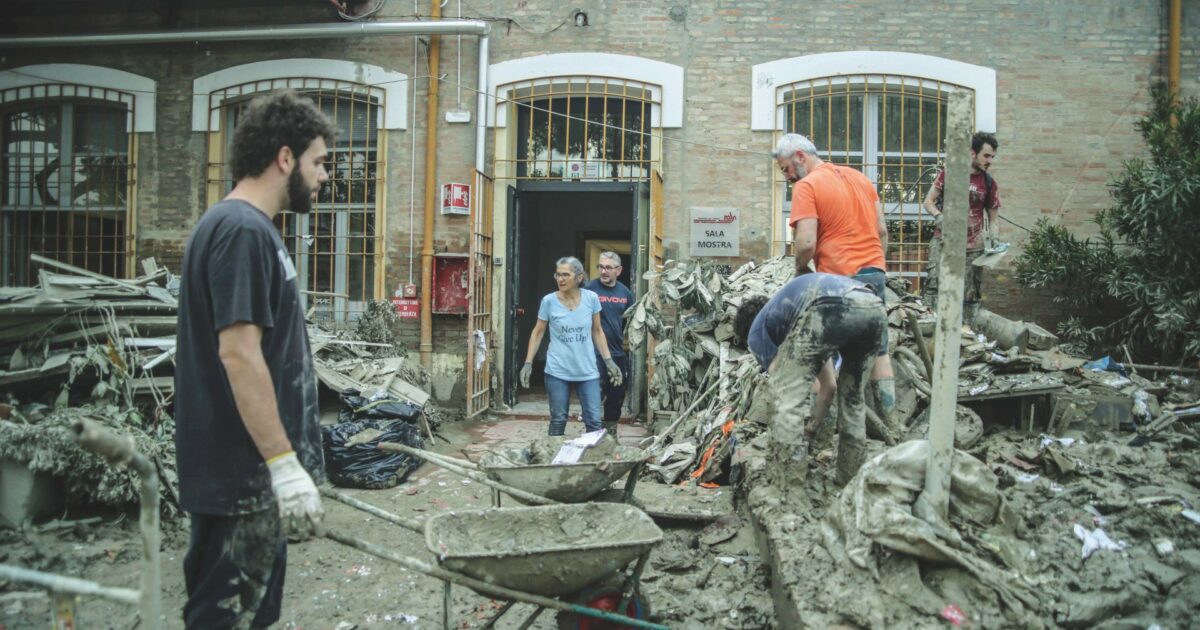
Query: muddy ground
xmin=0 ymin=417 xmax=776 ymax=629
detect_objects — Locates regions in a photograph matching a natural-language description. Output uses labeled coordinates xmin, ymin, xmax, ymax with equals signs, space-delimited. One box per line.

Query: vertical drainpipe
xmin=1168 ymin=0 xmax=1181 ymax=96
xmin=420 ymin=0 xmax=443 ymax=369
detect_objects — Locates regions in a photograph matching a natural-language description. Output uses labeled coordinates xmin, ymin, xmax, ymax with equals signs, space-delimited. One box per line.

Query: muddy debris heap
xmin=0 ymin=255 xmax=437 ymax=527
xmin=629 ymin=255 xmax=1200 ymax=628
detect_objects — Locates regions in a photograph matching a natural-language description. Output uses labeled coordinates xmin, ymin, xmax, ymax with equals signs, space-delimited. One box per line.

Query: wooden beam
xmin=923 ymin=91 xmax=973 ymax=518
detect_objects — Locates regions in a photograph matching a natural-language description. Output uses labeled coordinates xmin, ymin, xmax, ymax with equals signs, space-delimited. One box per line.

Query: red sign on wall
xmin=441 ymin=182 xmax=470 ymax=215
xmin=391 ymin=297 xmax=420 ymax=319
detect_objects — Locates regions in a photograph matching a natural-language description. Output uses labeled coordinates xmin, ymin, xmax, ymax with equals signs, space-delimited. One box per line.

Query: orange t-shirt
xmin=788 ymin=163 xmax=886 ymax=277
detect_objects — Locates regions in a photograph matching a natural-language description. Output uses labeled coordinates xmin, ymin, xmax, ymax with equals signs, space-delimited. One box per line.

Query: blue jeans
xmin=544 ymin=373 xmax=602 ymax=436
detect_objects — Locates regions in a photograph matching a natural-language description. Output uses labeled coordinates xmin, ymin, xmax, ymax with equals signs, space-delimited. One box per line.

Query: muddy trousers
xmin=183 ymin=508 xmax=286 ymax=630
xmin=923 ymin=236 xmax=984 ymax=313
xmin=596 ymin=354 xmax=629 ymax=428
xmin=768 ymin=291 xmax=886 ymax=486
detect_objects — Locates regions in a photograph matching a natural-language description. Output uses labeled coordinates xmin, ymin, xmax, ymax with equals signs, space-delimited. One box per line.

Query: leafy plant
xmin=1015 ymin=86 xmax=1200 ymax=362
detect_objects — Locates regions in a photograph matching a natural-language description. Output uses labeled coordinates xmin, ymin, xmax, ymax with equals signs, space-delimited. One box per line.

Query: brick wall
xmin=4 ymin=0 xmax=1195 ymax=402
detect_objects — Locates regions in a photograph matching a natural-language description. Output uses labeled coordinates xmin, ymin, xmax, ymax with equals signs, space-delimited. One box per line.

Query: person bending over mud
xmin=734 ymin=271 xmax=887 ymax=493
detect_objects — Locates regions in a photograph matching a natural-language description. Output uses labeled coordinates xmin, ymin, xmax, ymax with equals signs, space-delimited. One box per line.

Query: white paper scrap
xmin=552 ymin=443 xmax=587 ymax=465
xmin=1181 ymin=509 xmax=1200 ymax=524
xmin=1073 ymin=524 xmax=1128 ymax=559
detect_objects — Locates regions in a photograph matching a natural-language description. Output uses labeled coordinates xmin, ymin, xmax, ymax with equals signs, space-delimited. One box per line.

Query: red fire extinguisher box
xmin=432 ymin=253 xmax=470 ymax=315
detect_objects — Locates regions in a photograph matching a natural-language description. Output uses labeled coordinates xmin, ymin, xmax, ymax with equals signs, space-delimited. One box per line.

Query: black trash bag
xmin=338 ymin=389 xmax=422 ymax=424
xmin=321 ymin=418 xmax=425 ymax=489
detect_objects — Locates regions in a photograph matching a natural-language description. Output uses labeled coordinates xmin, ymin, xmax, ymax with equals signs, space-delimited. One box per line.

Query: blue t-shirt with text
xmin=538 ymin=289 xmax=602 ymax=381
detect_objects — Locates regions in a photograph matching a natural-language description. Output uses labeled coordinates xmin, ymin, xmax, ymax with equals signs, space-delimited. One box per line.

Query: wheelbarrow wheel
xmin=555 ymin=578 xmax=651 ymax=630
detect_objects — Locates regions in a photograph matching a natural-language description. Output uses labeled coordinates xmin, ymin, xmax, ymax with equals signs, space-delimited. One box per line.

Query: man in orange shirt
xmin=771 ymin=133 xmax=897 ymax=437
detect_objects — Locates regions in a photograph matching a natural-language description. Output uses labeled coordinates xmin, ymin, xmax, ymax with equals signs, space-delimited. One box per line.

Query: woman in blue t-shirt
xmin=520 ymin=256 xmax=624 ymax=436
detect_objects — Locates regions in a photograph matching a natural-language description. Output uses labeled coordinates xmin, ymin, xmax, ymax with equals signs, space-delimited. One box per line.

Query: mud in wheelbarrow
xmin=426 ymin=502 xmax=662 ymax=597
xmin=383 ymin=434 xmax=649 ymax=505
xmin=323 ymin=489 xmax=668 ymax=629
xmin=479 ymin=435 xmax=647 ymax=503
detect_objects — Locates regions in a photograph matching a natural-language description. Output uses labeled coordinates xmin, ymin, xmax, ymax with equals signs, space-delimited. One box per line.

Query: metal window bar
xmin=775 ymin=75 xmax=966 ymax=290
xmin=206 ymin=79 xmax=384 ymax=321
xmin=1 ymin=87 xmax=134 ymax=286
xmin=500 ymin=76 xmax=660 ymax=181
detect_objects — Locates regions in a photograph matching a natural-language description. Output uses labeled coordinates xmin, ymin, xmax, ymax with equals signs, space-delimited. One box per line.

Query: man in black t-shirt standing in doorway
xmin=584 ymin=251 xmax=635 ymax=434
xmin=174 ymin=90 xmax=334 ymax=629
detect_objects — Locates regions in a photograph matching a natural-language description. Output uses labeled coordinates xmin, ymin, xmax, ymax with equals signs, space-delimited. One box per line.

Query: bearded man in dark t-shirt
xmin=174 ymin=90 xmax=334 ymax=629
xmin=584 ymin=251 xmax=635 ymax=433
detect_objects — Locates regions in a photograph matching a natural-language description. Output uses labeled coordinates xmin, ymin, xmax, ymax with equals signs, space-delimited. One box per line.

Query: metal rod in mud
xmin=0 ymin=564 xmax=140 ymax=604
xmin=378 ymin=442 xmax=558 ymax=505
xmin=641 ymin=378 xmax=723 ymax=449
xmin=72 ymin=418 xmax=161 ymax=629
xmin=323 ymin=531 xmax=670 ymax=630
xmin=321 ymin=487 xmax=427 ymax=532
xmin=904 ymin=310 xmax=934 ymax=380
xmin=923 ymin=90 xmax=974 ymax=518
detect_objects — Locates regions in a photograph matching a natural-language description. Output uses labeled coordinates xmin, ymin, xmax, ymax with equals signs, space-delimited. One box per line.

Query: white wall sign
xmin=690 ymin=208 xmax=740 ymax=257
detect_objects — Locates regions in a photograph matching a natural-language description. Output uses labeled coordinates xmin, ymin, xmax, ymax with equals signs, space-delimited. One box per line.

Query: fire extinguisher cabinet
xmin=432 ymin=253 xmax=470 ymax=315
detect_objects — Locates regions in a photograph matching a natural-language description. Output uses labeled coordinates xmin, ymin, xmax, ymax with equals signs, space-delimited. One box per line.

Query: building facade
xmin=2 ymin=0 xmax=1195 ymax=408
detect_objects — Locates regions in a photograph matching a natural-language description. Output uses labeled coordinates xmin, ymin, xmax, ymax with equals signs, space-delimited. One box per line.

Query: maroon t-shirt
xmin=932 ymin=170 xmax=1001 ymax=250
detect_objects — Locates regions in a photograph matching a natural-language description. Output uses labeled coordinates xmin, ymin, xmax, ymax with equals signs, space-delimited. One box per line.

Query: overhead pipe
xmin=0 ymin=19 xmax=489 ymax=47
xmin=1168 ymin=0 xmax=1181 ymax=96
xmin=420 ymin=0 xmax=443 ymax=369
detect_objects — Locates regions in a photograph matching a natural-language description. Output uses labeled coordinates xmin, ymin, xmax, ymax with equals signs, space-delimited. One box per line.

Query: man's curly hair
xmin=229 ymin=90 xmax=337 ymax=181
xmin=733 ymin=294 xmax=769 ymax=349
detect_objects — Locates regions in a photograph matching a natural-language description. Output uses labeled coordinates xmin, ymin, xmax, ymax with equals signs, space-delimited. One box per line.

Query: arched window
xmin=754 ymin=52 xmax=996 ymax=285
xmin=507 ymin=77 xmax=657 ymax=181
xmin=0 ymin=65 xmax=153 ymax=286
xmin=195 ymin=60 xmax=403 ymax=321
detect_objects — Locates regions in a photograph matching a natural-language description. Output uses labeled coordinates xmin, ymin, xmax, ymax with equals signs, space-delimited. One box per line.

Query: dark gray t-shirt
xmin=748 ymin=273 xmax=867 ymax=370
xmin=584 ymin=279 xmax=635 ymax=358
xmin=174 ymin=200 xmax=323 ymax=515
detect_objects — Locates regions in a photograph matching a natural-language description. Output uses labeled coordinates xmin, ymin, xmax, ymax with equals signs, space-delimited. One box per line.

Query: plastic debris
xmin=1073 ymin=524 xmax=1128 ymax=559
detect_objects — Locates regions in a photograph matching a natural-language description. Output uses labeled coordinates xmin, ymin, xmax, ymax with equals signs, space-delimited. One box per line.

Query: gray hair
xmin=771 ymin=133 xmax=819 ymax=159
xmin=556 ymin=256 xmax=587 ymax=286
xmin=598 ymin=251 xmax=622 ymax=266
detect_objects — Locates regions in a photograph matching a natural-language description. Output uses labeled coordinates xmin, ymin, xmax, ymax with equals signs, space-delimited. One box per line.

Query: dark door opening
xmin=504 ymin=181 xmax=642 ymax=408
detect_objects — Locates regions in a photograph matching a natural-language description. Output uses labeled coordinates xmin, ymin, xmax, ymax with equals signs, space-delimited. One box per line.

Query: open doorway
xmin=504 ymin=181 xmax=647 ymax=409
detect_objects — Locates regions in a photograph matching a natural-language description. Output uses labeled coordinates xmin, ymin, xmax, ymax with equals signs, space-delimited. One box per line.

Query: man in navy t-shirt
xmin=734 ymin=272 xmax=886 ymax=494
xmin=584 ymin=251 xmax=636 ymax=432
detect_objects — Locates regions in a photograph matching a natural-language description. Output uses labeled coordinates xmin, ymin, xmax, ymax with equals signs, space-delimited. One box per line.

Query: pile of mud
xmin=744 ymin=422 xmax=1200 ymax=628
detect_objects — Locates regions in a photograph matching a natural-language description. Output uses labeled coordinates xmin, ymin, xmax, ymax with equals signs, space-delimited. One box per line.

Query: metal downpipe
xmin=420 ymin=1 xmax=443 ymax=369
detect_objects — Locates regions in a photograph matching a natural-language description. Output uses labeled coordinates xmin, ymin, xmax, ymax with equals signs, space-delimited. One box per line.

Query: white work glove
xmin=520 ymin=362 xmax=533 ymax=389
xmin=266 ymin=451 xmax=324 ymax=540
xmin=604 ymin=358 xmax=623 ymax=387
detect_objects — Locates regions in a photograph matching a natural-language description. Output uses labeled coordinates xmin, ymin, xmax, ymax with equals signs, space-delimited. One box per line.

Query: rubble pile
xmin=629 ymin=255 xmax=1200 ymax=627
xmin=0 ymin=257 xmax=180 ymax=515
xmin=0 ymin=257 xmax=439 ymax=519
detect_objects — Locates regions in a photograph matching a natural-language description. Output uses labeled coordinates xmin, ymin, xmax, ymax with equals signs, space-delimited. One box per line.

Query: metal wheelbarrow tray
xmin=425 ymin=502 xmax=663 ymax=597
xmin=477 ymin=435 xmax=648 ymax=504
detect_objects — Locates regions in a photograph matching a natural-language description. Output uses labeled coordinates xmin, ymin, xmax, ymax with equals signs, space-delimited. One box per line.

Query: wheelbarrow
xmin=323 ymin=488 xmax=667 ymax=629
xmin=381 ymin=434 xmax=649 ymax=506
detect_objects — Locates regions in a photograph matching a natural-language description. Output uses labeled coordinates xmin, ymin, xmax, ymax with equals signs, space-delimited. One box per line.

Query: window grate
xmin=206 ymin=80 xmax=384 ymax=321
xmin=498 ymin=77 xmax=660 ymax=181
xmin=1 ymin=86 xmax=134 ymax=286
xmin=775 ymin=75 xmax=968 ymax=288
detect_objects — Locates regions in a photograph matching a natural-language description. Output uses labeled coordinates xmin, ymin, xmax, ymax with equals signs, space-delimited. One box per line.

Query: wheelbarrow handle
xmin=379 ymin=442 xmax=559 ymax=506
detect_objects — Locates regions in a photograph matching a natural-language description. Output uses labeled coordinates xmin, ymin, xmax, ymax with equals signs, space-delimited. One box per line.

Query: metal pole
xmin=72 ymin=418 xmax=161 ymax=628
xmin=0 ymin=565 xmax=139 ymax=605
xmin=922 ymin=91 xmax=973 ymax=518
xmin=0 ymin=20 xmax=489 ymax=47
xmin=420 ymin=0 xmax=443 ymax=369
